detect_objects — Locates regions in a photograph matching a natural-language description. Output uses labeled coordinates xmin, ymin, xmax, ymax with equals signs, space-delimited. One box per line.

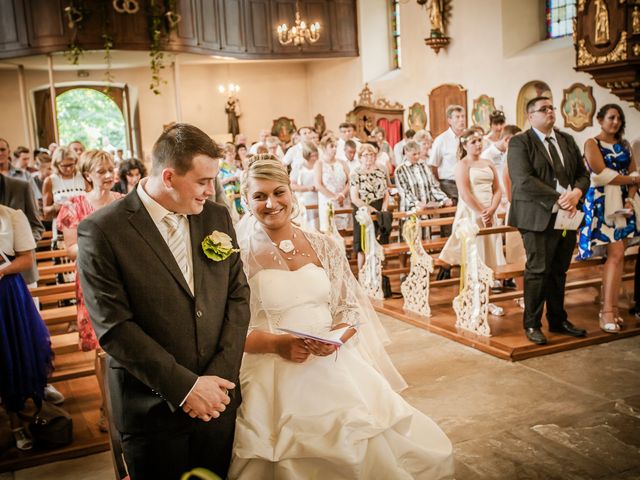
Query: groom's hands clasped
xmin=182 ymin=375 xmax=235 ymax=422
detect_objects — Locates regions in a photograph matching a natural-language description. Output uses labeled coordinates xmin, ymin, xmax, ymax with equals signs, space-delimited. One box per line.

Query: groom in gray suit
xmin=78 ymin=124 xmax=250 ymax=479
xmin=507 ymin=97 xmax=590 ymax=345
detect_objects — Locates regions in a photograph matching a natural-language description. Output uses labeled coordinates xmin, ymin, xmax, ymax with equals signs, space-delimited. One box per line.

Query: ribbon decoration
xmin=402 ymin=215 xmax=419 ymax=257
xmin=327 ymin=202 xmax=335 ymax=234
xmin=360 ymin=223 xmax=367 ymax=253
xmin=459 ymin=233 xmax=466 ymax=291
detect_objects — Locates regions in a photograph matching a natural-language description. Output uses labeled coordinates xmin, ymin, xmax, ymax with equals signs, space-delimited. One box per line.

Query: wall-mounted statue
xmin=632 ymin=6 xmax=640 ymax=35
xmin=225 ymin=95 xmax=241 ymax=138
xmin=423 ymin=0 xmax=450 ymax=54
xmin=429 ymin=0 xmax=444 ymax=35
xmin=594 ymin=0 xmax=610 ymax=45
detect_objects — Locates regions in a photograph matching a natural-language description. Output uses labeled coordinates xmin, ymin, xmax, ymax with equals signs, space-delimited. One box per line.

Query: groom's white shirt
xmin=137 ymin=179 xmax=199 ymax=405
xmin=137 ymin=179 xmax=194 ymax=289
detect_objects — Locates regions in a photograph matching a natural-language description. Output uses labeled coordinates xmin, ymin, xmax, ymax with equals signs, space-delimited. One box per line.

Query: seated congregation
xmin=1 ymin=93 xmax=639 ymax=479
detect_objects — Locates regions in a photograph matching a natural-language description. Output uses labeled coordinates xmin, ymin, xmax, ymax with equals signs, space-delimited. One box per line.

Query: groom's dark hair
xmin=152 ymin=123 xmax=221 ymax=175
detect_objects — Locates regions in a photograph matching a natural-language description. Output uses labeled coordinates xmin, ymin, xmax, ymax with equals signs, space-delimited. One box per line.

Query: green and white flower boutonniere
xmin=202 ymin=230 xmax=239 ymax=261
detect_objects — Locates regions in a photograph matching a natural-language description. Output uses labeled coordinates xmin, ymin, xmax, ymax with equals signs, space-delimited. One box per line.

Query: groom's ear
xmin=162 ymin=167 xmax=177 ymax=190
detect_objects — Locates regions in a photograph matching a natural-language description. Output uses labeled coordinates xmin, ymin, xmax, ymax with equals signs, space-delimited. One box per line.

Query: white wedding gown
xmin=228 ymin=263 xmax=454 ymax=479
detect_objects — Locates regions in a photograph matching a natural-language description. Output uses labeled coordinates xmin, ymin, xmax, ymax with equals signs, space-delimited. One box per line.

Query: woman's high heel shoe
xmin=612 ymin=307 xmax=624 ymax=327
xmin=12 ymin=427 xmax=33 ymax=451
xmin=599 ymin=310 xmax=620 ymax=334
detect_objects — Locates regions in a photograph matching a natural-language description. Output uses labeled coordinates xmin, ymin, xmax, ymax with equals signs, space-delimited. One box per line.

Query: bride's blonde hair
xmin=241 ymin=154 xmax=300 ymax=218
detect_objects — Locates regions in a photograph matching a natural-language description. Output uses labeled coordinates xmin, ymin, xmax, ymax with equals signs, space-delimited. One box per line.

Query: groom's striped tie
xmin=163 ymin=213 xmax=191 ymax=291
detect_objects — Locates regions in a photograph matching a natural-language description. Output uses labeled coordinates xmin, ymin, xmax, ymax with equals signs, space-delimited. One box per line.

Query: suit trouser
xmin=120 ymin=406 xmax=237 ymax=480
xmin=519 ymin=214 xmax=577 ymax=330
xmin=438 ymin=179 xmax=458 ymax=238
xmin=635 ymin=255 xmax=640 ymax=306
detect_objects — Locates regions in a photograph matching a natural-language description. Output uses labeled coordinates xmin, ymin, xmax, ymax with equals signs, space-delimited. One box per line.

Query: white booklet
xmin=554 ymin=209 xmax=584 ymax=231
xmin=0 ymin=251 xmax=10 ymax=271
xmin=276 ymin=324 xmax=358 ymax=346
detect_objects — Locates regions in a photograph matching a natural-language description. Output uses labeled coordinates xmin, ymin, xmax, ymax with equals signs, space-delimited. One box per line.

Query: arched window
xmin=56 ymin=88 xmax=126 ymax=152
xmin=546 ymin=0 xmax=577 ymax=39
xmin=33 ymin=84 xmax=139 ymax=155
xmin=390 ymin=0 xmax=401 ymax=69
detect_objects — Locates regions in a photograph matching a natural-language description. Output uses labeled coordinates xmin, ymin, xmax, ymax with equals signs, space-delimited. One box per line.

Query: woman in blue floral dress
xmin=578 ymin=104 xmax=640 ymax=333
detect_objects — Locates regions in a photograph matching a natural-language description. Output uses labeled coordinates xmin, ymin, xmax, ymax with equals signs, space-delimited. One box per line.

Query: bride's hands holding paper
xmin=304 ymin=339 xmax=337 ymax=356
xmin=276 ymin=335 xmax=310 ymax=363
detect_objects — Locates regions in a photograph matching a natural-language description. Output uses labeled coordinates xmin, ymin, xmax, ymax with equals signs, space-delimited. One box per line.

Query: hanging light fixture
xmin=277 ymin=0 xmax=321 ymax=48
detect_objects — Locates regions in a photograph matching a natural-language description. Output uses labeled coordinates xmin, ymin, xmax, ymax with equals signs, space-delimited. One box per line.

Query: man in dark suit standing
xmin=77 ymin=124 xmax=250 ymax=479
xmin=0 ymin=174 xmax=44 ymax=285
xmin=507 ymin=97 xmax=590 ymax=345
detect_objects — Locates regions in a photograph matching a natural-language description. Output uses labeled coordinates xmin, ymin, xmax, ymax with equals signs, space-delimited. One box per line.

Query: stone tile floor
xmin=4 ymin=313 xmax=639 ymax=479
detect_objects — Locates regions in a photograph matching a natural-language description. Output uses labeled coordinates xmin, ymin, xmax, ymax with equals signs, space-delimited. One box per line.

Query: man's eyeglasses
xmin=533 ymin=106 xmax=556 ymax=114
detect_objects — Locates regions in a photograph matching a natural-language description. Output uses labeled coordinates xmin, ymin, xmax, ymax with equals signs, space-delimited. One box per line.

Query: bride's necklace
xmin=270 ymin=230 xmax=310 ymax=261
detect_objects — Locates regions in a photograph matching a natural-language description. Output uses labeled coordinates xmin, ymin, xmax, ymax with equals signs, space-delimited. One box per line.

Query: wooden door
xmin=245 ymin=0 xmax=272 ymax=53
xmin=197 ymin=0 xmax=221 ymax=49
xmin=428 ymin=84 xmax=467 ymax=137
xmin=219 ymin=0 xmax=246 ymax=52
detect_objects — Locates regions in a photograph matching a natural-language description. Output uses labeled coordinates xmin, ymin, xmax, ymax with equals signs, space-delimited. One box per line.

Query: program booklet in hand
xmin=276 ymin=324 xmax=357 ymax=346
xmin=553 ymin=209 xmax=584 ymax=231
xmin=0 ymin=251 xmax=10 ymax=271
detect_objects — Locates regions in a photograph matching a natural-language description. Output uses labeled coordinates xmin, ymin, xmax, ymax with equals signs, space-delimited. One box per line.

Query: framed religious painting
xmin=271 ymin=117 xmax=297 ymax=144
xmin=560 ymin=83 xmax=595 ymax=132
xmin=471 ymin=95 xmax=496 ymax=133
xmin=516 ymin=80 xmax=553 ymax=130
xmin=407 ymin=103 xmax=427 ymax=131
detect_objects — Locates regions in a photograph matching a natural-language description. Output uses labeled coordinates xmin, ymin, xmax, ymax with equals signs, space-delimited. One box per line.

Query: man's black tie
xmin=545 ymin=136 xmax=569 ymax=188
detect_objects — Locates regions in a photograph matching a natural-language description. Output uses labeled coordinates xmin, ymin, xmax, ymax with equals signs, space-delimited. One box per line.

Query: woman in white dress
xmin=290 ymin=142 xmax=319 ymax=230
xmin=439 ymin=129 xmax=506 ymax=296
xmin=315 ymin=135 xmax=351 ymax=232
xmin=228 ymin=155 xmax=454 ymax=480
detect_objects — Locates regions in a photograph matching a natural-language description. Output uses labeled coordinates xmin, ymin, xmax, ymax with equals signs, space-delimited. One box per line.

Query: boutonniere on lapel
xmin=202 ymin=230 xmax=239 ymax=261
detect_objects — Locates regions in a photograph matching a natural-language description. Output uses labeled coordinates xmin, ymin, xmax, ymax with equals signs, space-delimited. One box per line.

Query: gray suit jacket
xmin=77 ymin=189 xmax=250 ymax=433
xmin=507 ymin=128 xmax=590 ymax=232
xmin=0 ymin=174 xmax=44 ymax=283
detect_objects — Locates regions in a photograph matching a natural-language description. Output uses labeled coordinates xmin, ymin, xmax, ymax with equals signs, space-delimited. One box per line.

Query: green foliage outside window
xmin=56 ymin=88 xmax=126 ymax=151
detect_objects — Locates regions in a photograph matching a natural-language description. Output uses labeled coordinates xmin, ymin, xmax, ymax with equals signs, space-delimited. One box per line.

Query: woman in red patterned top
xmin=57 ymin=149 xmax=123 ymax=432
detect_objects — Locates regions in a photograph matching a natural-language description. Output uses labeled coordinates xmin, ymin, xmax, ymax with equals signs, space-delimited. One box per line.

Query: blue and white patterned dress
xmin=577 ymin=140 xmax=638 ymax=259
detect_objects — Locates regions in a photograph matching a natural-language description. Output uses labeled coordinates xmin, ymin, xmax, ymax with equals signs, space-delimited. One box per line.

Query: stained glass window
xmin=547 ymin=0 xmax=577 ymax=39
xmin=390 ymin=0 xmax=401 ymax=69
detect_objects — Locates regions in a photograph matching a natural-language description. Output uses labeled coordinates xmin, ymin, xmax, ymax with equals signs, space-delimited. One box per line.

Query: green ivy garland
xmin=148 ymin=0 xmax=179 ymax=95
xmin=148 ymin=1 xmax=166 ymax=96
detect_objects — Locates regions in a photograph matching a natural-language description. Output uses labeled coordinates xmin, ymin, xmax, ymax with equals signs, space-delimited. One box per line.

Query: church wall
xmin=0 ymin=61 xmax=311 ymax=158
xmin=308 ymin=0 xmax=640 ymax=157
xmin=1 ymin=0 xmax=638 ymax=159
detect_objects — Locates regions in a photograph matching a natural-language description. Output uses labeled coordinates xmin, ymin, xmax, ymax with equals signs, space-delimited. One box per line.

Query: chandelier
xmin=276 ymin=1 xmax=321 ymax=48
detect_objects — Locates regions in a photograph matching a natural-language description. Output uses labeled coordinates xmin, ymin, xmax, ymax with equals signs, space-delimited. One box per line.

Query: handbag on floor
xmin=29 ymin=400 xmax=73 ymax=448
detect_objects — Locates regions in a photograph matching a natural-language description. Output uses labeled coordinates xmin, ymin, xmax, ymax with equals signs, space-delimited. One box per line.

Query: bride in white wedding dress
xmin=228 ymin=155 xmax=454 ymax=479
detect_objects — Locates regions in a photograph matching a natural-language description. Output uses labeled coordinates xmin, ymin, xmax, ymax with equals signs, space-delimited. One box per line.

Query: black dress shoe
xmin=548 ymin=320 xmax=587 ymax=337
xmin=503 ymin=279 xmax=517 ymax=290
xmin=436 ymin=267 xmax=451 ymax=281
xmin=525 ymin=328 xmax=547 ymax=345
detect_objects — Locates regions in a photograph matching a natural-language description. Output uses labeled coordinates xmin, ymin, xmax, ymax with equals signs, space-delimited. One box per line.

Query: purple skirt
xmin=0 ymin=273 xmax=53 ymax=411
